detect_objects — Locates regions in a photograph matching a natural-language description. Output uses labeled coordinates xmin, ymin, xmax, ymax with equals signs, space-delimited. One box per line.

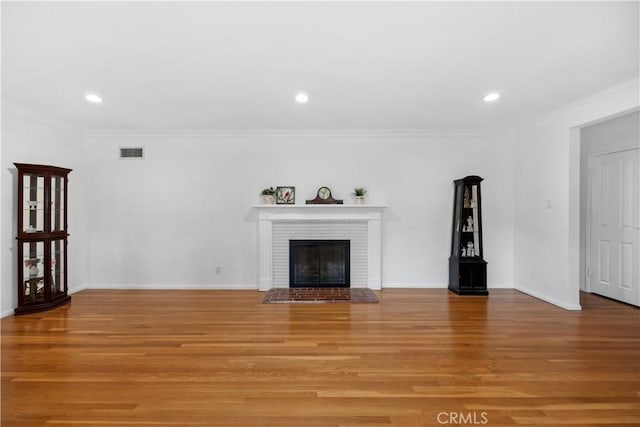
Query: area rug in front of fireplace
xmin=263 ymin=288 xmax=379 ymax=304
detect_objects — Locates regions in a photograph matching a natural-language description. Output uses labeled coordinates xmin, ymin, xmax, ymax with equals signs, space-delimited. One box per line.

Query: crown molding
xmin=518 ymin=78 xmax=640 ymax=131
xmin=2 ymin=102 xmax=81 ymax=135
xmin=84 ymin=128 xmax=515 ymax=139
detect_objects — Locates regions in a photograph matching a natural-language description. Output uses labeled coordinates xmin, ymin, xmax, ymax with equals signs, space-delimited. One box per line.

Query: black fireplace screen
xmin=289 ymin=240 xmax=350 ymax=288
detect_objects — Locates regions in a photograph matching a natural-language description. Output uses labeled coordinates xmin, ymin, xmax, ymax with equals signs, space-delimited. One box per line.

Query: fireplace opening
xmin=289 ymin=240 xmax=350 ymax=288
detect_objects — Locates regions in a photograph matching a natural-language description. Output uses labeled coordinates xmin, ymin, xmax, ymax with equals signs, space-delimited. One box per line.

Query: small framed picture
xmin=276 ymin=186 xmax=295 ymax=204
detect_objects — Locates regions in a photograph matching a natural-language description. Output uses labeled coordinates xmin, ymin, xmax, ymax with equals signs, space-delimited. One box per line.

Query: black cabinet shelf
xmin=448 ymin=175 xmax=488 ymax=296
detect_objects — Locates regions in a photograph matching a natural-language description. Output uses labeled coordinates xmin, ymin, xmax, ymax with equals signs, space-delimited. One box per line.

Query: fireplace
xmin=254 ymin=205 xmax=384 ymax=290
xmin=289 ymin=240 xmax=350 ymax=288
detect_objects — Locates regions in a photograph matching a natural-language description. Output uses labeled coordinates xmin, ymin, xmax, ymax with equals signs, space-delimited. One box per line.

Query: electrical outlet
xmin=215 ymin=266 xmax=222 ymax=275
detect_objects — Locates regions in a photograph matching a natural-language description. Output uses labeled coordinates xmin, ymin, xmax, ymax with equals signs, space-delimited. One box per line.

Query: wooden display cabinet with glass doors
xmin=15 ymin=163 xmax=72 ymax=314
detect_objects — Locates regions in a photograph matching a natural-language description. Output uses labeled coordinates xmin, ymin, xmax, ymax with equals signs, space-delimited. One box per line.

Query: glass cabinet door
xmin=451 ymin=183 xmax=462 ymax=257
xmin=22 ymin=173 xmax=45 ymax=234
xmin=461 ymin=183 xmax=481 ymax=258
xmin=22 ymin=241 xmax=45 ymax=303
xmin=51 ymin=175 xmax=65 ymax=233
xmin=51 ymin=239 xmax=66 ymax=297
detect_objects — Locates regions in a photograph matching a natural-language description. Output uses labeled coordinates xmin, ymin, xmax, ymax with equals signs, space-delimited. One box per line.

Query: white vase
xmin=355 ymin=196 xmax=366 ymax=205
xmin=261 ymin=194 xmax=275 ymax=204
xmin=28 ymin=265 xmax=39 ymax=278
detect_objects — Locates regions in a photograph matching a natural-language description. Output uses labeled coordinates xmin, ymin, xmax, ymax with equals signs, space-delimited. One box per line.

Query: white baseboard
xmin=1 ymin=308 xmax=14 ymax=318
xmin=67 ymin=283 xmax=517 ymax=292
xmin=514 ymin=285 xmax=582 ymax=311
xmin=382 ymin=283 xmax=445 ymax=289
xmin=86 ymin=283 xmax=258 ymax=290
xmin=382 ymin=283 xmax=514 ymax=289
xmin=488 ymin=283 xmax=515 ymax=289
xmin=69 ymin=285 xmax=88 ymax=294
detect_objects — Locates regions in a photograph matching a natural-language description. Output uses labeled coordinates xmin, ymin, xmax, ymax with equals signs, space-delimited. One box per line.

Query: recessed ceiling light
xmin=295 ymin=93 xmax=309 ymax=104
xmin=85 ymin=93 xmax=103 ymax=104
xmin=483 ymin=92 xmax=500 ymax=102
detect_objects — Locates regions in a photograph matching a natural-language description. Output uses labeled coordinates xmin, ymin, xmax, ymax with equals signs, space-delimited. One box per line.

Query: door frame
xmin=584 ymin=145 xmax=639 ymax=295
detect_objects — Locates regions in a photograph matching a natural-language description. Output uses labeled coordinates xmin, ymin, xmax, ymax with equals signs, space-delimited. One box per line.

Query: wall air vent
xmin=119 ymin=147 xmax=144 ymax=159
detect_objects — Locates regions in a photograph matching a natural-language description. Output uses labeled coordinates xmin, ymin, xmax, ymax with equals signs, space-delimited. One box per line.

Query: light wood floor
xmin=2 ymin=289 xmax=639 ymax=426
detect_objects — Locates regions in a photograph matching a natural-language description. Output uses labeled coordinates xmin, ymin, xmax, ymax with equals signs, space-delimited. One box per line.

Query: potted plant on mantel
xmin=353 ymin=187 xmax=367 ymax=204
xmin=260 ymin=187 xmax=277 ymax=204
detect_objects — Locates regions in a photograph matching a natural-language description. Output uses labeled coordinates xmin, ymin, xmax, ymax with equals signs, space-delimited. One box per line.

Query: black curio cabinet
xmin=448 ymin=175 xmax=488 ymax=295
xmin=15 ymin=163 xmax=72 ymax=314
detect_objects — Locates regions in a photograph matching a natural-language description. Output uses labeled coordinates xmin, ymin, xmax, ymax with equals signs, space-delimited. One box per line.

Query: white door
xmin=589 ymin=148 xmax=640 ymax=306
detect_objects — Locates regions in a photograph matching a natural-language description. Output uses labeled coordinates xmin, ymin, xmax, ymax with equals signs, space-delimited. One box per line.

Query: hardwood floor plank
xmin=2 ymin=289 xmax=639 ymax=426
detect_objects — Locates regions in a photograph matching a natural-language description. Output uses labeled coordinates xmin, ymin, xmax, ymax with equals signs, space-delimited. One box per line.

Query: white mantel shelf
xmin=253 ymin=204 xmax=386 ymax=219
xmin=253 ymin=204 xmax=386 ymax=291
xmin=251 ymin=204 xmax=387 ymax=209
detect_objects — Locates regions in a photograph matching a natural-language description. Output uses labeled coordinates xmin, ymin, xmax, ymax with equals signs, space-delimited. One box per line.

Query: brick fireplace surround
xmin=253 ymin=205 xmax=385 ymax=291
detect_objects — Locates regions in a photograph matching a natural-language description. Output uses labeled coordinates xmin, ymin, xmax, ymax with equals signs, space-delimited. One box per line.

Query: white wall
xmin=4 ymin=78 xmax=637 ymax=316
xmin=1 ymin=108 xmax=88 ymax=316
xmin=580 ymin=111 xmax=640 ymax=291
xmin=84 ymin=131 xmax=514 ymax=290
xmin=514 ymin=80 xmax=639 ymax=310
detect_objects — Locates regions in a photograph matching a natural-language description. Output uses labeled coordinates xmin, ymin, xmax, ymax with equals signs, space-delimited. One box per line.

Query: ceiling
xmin=2 ymin=1 xmax=638 ymax=131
